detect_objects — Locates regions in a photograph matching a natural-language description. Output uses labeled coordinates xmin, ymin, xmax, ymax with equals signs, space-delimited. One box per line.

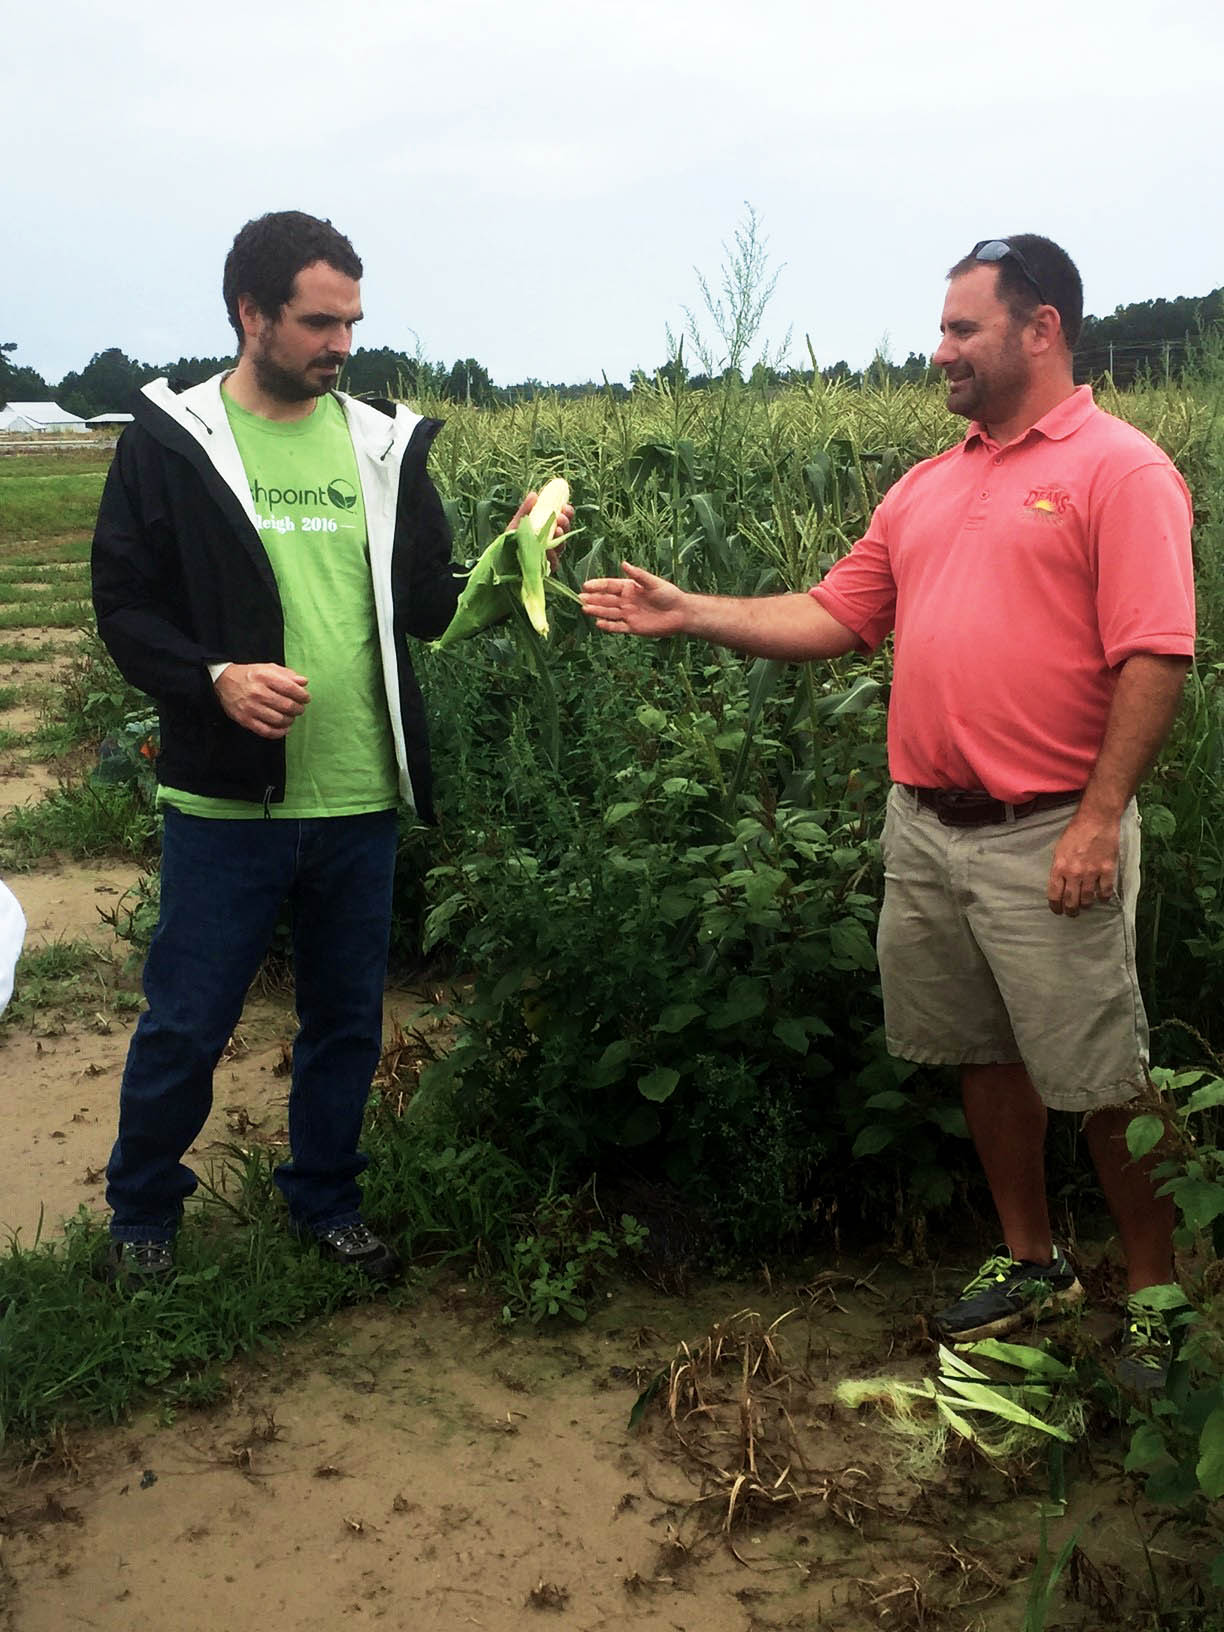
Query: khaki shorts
xmin=877 ymin=785 xmax=1148 ymax=1112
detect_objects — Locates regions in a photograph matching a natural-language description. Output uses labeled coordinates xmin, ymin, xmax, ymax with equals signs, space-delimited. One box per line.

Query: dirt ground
xmin=0 ymin=719 xmax=1213 ymax=1631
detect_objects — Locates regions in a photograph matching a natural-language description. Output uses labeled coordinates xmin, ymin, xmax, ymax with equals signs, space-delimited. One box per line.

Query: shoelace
xmin=1125 ymin=1306 xmax=1167 ymax=1358
xmin=321 ymin=1224 xmax=376 ymax=1253
xmin=128 ymin=1242 xmax=172 ymax=1265
xmin=963 ymin=1253 xmax=1016 ymax=1293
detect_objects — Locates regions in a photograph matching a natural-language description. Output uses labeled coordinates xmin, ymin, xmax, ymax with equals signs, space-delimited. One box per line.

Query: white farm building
xmin=0 ymin=402 xmax=88 ymax=432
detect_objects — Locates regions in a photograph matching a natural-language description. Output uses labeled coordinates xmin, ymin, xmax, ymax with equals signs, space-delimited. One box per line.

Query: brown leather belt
xmin=899 ymin=785 xmax=1083 ymax=828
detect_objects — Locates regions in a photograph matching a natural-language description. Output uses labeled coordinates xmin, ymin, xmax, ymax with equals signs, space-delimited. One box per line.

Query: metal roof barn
xmin=0 ymin=401 xmax=89 ymax=431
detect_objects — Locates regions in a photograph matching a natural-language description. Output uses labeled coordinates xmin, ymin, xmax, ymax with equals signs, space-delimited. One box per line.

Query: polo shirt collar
xmin=965 ymin=384 xmax=1096 ymax=451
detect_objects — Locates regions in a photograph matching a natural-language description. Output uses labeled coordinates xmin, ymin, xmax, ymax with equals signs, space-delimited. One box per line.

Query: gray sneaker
xmin=311 ymin=1221 xmax=402 ymax=1283
xmin=107 ymin=1239 xmax=176 ymax=1289
xmin=933 ymin=1245 xmax=1084 ymax=1342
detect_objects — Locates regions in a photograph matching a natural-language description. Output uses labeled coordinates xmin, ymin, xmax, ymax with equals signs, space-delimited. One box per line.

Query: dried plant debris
xmin=642 ymin=1307 xmax=887 ymax=1549
xmin=371 ymin=1021 xmax=438 ymax=1113
xmin=526 ymin=1579 xmax=569 ymax=1610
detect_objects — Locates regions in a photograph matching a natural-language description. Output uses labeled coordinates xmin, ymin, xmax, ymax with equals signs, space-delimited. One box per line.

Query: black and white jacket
xmin=91 ymin=373 xmax=460 ymax=822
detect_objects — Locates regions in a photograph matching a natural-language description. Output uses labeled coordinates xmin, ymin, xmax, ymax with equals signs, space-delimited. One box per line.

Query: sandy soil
xmin=0 ymin=1274 xmax=1172 ymax=1632
xmin=0 ymin=649 xmax=1210 ymax=1632
xmin=0 ymin=975 xmax=434 ymax=1248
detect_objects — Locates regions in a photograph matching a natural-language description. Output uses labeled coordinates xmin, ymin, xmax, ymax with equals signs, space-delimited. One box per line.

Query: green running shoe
xmin=1115 ymin=1288 xmax=1190 ymax=1393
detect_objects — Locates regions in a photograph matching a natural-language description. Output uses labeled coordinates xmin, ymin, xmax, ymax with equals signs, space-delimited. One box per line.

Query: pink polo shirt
xmin=810 ymin=387 xmax=1195 ymax=804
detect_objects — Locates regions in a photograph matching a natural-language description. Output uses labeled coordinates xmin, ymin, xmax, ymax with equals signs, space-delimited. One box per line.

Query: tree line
xmin=4 ymin=281 xmax=1222 ymax=418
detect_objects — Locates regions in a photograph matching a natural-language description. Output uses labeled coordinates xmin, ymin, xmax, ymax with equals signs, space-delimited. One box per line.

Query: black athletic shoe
xmin=1114 ymin=1290 xmax=1190 ymax=1393
xmin=107 ymin=1239 xmax=176 ymax=1289
xmin=311 ymin=1221 xmax=402 ymax=1283
xmin=933 ymin=1245 xmax=1084 ymax=1342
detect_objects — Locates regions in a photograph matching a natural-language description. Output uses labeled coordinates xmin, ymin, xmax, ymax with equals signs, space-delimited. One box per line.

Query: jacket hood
xmin=136 ymin=372 xmax=426 ymax=474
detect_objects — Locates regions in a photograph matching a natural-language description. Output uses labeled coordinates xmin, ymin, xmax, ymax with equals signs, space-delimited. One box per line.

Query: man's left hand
xmin=508 ymin=490 xmax=575 ymax=572
xmin=1047 ymin=811 xmax=1121 ymax=916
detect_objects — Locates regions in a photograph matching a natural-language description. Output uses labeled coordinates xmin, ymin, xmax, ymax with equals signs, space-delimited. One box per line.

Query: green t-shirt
xmin=161 ymin=391 xmax=398 ymax=819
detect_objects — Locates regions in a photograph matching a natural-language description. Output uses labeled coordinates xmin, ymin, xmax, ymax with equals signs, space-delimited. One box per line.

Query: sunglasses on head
xmin=971 ymin=239 xmax=1048 ymax=306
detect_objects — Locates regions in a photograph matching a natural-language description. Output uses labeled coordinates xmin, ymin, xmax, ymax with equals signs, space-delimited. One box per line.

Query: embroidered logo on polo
xmin=1022 ymin=484 xmax=1072 ymax=523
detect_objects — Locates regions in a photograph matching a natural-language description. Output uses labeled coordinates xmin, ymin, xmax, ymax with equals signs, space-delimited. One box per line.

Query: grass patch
xmin=0 ymin=779 xmax=158 ymax=865
xmin=0 ymin=472 xmax=106 ymax=548
xmin=0 ymin=570 xmax=89 ymax=596
xmin=0 ymin=1042 xmax=648 ymax=1447
xmin=0 ymin=451 xmax=113 ymax=480
xmin=1 ymin=939 xmax=140 ymax=1034
xmin=0 ymin=641 xmax=72 ymax=662
xmin=0 ymin=601 xmax=91 ymax=630
xmin=0 ymin=538 xmax=92 ymax=568
xmin=0 ymin=1214 xmax=369 ymax=1444
xmin=0 ymin=1108 xmax=522 ymax=1446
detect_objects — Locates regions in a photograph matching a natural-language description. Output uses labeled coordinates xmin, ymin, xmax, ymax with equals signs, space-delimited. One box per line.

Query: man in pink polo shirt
xmin=580 ymin=234 xmax=1195 ymax=1390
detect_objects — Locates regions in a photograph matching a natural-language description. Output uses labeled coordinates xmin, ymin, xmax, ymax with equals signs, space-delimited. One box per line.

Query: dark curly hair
xmin=223 ymin=211 xmax=363 ymax=349
xmin=948 ymin=234 xmax=1084 ymax=350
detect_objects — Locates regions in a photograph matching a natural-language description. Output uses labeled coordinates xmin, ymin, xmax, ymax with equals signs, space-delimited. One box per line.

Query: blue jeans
xmin=107 ymin=806 xmax=399 ymax=1242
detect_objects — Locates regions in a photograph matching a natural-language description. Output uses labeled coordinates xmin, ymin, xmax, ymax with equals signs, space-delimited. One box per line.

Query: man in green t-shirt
xmin=92 ymin=211 xmax=570 ymax=1286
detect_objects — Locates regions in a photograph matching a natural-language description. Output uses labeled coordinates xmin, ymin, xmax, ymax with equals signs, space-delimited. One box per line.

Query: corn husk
xmin=431 ymin=479 xmax=570 ymax=651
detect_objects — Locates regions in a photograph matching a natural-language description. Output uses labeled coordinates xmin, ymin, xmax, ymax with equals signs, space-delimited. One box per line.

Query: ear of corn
xmin=515 ymin=478 xmax=569 ymax=638
xmin=430 ymin=479 xmax=570 ymax=652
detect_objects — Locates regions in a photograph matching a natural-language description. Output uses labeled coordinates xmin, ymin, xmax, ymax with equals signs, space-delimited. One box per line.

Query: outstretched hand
xmin=580 ymin=562 xmax=688 ymax=638
xmin=509 ymin=490 xmax=575 ymax=571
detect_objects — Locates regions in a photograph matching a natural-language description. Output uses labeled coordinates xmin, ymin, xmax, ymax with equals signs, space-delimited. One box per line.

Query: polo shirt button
xmin=993 ymin=455 xmax=1003 ymax=465
xmin=979 ymin=490 xmax=990 ymax=501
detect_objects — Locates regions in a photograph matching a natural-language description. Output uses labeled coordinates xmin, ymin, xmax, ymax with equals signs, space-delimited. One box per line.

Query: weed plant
xmin=405 ymin=361 xmax=1224 ymax=1245
xmin=0 ymin=939 xmax=139 ymax=1033
xmin=0 ymin=1096 xmax=640 ymax=1446
xmin=0 ymin=779 xmax=158 ymax=865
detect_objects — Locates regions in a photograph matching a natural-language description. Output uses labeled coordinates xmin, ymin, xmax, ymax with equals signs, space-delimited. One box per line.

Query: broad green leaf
xmin=1186 ymin=1080 xmax=1224 ymax=1114
xmin=655 ymin=1003 xmax=704 ymax=1034
xmin=1128 ymin=1283 xmax=1193 ymax=1314
xmin=708 ymin=979 xmax=768 ymax=1030
xmin=1126 ymin=1114 xmax=1165 ymax=1160
xmin=963 ymin=1339 xmax=1072 ymax=1379
xmin=929 ymin=1104 xmax=970 ymax=1137
xmin=853 ymin=1125 xmax=895 ymax=1157
xmin=863 ymin=1090 xmax=908 ymax=1110
xmin=490 ymin=969 xmax=524 ymax=1006
xmin=638 ymin=1067 xmax=680 ymax=1103
xmin=829 ymin=919 xmax=876 ymax=970
xmin=603 ymin=801 xmax=642 ymax=826
xmin=590 ymin=1039 xmax=633 ymax=1086
xmin=1170 ymin=1179 xmax=1224 ymax=1232
xmin=1196 ymin=1406 xmax=1224 ymax=1499
xmin=773 ymin=1018 xmax=811 ymax=1055
xmin=1143 ymin=803 xmax=1176 ymax=839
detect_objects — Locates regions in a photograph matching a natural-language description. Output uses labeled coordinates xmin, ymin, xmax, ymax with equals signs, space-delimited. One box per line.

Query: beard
xmin=250 ymin=348 xmax=341 ymax=404
xmin=944 ymin=335 xmax=1030 ymax=425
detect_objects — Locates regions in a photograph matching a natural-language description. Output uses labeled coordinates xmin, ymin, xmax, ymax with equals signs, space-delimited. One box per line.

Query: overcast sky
xmin=6 ymin=0 xmax=1223 ymax=389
